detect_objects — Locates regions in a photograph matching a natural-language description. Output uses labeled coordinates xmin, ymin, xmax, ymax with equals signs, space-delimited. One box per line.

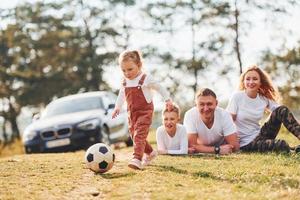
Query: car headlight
xmin=77 ymin=119 xmax=100 ymax=131
xmin=22 ymin=130 xmax=38 ymax=142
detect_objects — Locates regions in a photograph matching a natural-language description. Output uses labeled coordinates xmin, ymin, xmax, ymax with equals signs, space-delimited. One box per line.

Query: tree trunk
xmin=234 ymin=0 xmax=243 ymax=74
xmin=8 ymin=102 xmax=20 ymax=140
xmin=191 ymin=1 xmax=197 ymax=94
xmin=2 ymin=119 xmax=9 ymax=144
xmin=10 ymin=116 xmax=20 ymax=140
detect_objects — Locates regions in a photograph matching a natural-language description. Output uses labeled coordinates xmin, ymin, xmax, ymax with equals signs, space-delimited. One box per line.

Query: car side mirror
xmin=105 ymin=104 xmax=115 ymax=115
xmin=108 ymin=104 xmax=115 ymax=109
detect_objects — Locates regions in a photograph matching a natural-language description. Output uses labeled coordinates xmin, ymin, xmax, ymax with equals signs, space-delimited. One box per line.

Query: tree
xmin=141 ymin=0 xmax=231 ymax=106
xmin=262 ymin=42 xmax=300 ymax=109
xmin=229 ymin=0 xmax=299 ymax=74
xmin=0 ymin=2 xmax=84 ymax=140
xmin=0 ymin=0 xmax=138 ymax=142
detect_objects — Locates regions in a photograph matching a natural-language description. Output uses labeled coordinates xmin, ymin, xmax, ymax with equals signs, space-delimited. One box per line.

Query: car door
xmin=101 ymin=93 xmax=128 ymax=140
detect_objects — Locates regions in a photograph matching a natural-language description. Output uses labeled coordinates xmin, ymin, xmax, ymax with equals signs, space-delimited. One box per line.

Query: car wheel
xmin=125 ymin=136 xmax=133 ymax=147
xmin=24 ymin=146 xmax=31 ymax=154
xmin=101 ymin=126 xmax=111 ymax=145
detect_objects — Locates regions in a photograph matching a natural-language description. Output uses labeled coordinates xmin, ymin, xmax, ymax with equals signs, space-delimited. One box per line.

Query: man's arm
xmin=224 ymin=133 xmax=240 ymax=152
xmin=188 ymin=134 xmax=233 ymax=155
xmin=188 ymin=134 xmax=214 ymax=153
xmin=222 ymin=111 xmax=239 ymax=152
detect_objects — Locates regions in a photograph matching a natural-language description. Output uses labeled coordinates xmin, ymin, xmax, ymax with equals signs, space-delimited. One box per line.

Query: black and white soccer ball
xmin=85 ymin=143 xmax=115 ymax=173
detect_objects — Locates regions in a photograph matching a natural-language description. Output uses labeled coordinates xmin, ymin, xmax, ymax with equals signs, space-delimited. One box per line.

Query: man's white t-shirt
xmin=156 ymin=124 xmax=188 ymax=155
xmin=226 ymin=91 xmax=279 ymax=147
xmin=183 ymin=107 xmax=236 ymax=146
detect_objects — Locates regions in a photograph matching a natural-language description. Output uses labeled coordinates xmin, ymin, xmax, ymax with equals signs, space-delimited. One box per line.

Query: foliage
xmin=228 ymin=0 xmax=299 ymax=74
xmin=0 ymin=0 xmax=132 ymax=140
xmin=0 ymin=0 xmax=299 ymax=142
xmin=142 ymin=0 xmax=231 ymax=98
xmin=262 ymin=42 xmax=300 ymax=109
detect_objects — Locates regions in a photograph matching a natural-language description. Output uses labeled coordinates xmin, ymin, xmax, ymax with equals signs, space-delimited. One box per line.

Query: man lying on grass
xmin=184 ymin=88 xmax=240 ymax=155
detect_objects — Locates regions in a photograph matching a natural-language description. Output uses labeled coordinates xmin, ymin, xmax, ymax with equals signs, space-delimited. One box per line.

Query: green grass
xmin=0 ymin=131 xmax=300 ymax=200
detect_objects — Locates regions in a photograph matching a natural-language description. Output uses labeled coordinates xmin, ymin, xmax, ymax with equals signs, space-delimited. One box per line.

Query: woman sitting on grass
xmin=226 ymin=65 xmax=300 ymax=153
xmin=156 ymin=103 xmax=188 ymax=155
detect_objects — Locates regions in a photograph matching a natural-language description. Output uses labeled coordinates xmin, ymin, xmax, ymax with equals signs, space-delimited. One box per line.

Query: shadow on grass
xmin=154 ymin=165 xmax=188 ymax=175
xmin=98 ymin=172 xmax=136 ymax=179
xmin=161 ymin=153 xmax=238 ymax=161
xmin=153 ymin=165 xmax=221 ymax=179
xmin=191 ymin=171 xmax=222 ymax=180
xmin=153 ymin=164 xmax=229 ymax=182
xmin=274 ymin=178 xmax=300 ymax=189
xmin=239 ymin=151 xmax=300 ymax=163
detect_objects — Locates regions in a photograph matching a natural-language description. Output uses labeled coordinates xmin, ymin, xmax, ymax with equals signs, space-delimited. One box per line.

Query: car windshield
xmin=42 ymin=96 xmax=103 ymax=118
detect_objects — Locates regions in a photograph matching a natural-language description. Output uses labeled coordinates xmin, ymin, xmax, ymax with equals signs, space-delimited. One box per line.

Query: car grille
xmin=40 ymin=127 xmax=72 ymax=140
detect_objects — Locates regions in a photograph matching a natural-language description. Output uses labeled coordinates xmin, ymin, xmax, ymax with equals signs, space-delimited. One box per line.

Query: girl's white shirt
xmin=115 ymin=73 xmax=170 ymax=109
xmin=156 ymin=124 xmax=188 ymax=155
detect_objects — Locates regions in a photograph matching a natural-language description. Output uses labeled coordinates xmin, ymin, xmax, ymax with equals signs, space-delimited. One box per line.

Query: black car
xmin=22 ymin=91 xmax=132 ymax=153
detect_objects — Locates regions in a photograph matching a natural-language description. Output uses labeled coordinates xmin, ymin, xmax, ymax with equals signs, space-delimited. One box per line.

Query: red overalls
xmin=123 ymin=74 xmax=154 ymax=161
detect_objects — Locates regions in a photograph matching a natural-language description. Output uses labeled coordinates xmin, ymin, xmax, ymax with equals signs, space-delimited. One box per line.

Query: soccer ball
xmin=85 ymin=143 xmax=115 ymax=173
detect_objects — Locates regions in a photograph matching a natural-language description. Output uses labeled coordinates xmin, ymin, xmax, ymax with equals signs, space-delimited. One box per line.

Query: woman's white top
xmin=226 ymin=91 xmax=279 ymax=147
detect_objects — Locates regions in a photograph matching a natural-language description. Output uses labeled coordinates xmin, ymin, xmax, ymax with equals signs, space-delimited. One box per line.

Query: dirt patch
xmin=64 ymin=150 xmax=132 ymax=199
xmin=64 ymin=172 xmax=106 ymax=199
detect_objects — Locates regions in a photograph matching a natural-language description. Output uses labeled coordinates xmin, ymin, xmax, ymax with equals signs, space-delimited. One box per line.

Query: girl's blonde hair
xmin=118 ymin=50 xmax=142 ymax=67
xmin=162 ymin=103 xmax=180 ymax=117
xmin=239 ymin=65 xmax=280 ymax=102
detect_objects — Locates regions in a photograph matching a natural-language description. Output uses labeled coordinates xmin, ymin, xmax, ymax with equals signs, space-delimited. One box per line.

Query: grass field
xmin=0 ymin=129 xmax=300 ymax=200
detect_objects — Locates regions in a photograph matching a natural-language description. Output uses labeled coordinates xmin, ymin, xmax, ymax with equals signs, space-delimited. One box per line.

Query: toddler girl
xmin=112 ymin=50 xmax=172 ymax=169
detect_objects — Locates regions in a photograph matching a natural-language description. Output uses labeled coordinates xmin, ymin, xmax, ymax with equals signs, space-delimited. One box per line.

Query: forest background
xmin=0 ymin=0 xmax=299 ymax=146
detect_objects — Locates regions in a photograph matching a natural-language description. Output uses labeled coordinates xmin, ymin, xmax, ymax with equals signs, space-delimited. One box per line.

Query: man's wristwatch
xmin=214 ymin=145 xmax=220 ymax=154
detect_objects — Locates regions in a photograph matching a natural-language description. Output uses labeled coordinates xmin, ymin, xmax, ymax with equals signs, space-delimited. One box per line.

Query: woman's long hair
xmin=239 ymin=65 xmax=281 ymax=102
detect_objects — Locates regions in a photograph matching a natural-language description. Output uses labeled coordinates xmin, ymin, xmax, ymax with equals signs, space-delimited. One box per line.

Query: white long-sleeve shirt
xmin=115 ymin=73 xmax=170 ymax=109
xmin=156 ymin=124 xmax=188 ymax=155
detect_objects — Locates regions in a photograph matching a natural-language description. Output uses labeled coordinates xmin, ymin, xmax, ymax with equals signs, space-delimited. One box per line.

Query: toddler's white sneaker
xmin=142 ymin=150 xmax=158 ymax=166
xmin=128 ymin=158 xmax=142 ymax=170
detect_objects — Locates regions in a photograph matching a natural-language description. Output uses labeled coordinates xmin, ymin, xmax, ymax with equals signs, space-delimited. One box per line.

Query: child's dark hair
xmin=118 ymin=50 xmax=142 ymax=67
xmin=195 ymin=88 xmax=217 ymax=100
xmin=162 ymin=103 xmax=180 ymax=117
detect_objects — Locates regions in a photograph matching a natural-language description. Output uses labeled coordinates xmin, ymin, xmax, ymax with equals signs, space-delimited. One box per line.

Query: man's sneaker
xmin=142 ymin=150 xmax=158 ymax=166
xmin=128 ymin=158 xmax=142 ymax=170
